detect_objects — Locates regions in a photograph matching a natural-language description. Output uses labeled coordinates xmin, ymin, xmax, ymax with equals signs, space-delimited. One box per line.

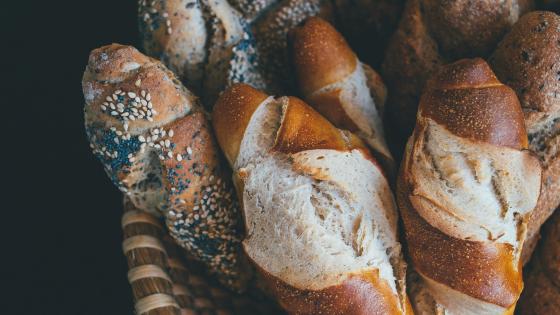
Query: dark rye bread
xmin=381 ymin=0 xmax=534 ymax=158
xmin=490 ymin=11 xmax=560 ymax=263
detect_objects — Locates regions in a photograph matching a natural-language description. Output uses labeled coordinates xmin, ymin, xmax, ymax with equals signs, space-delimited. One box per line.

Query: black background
xmin=4 ymin=1 xmax=140 ymax=314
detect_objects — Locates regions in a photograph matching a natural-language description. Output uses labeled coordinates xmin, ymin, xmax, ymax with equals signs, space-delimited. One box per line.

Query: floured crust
xmin=212 ymin=83 xmax=269 ymax=165
xmin=213 ymin=84 xmax=409 ymax=314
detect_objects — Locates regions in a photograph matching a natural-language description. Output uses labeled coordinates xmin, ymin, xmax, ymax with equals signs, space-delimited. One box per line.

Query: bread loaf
xmin=289 ymin=17 xmax=394 ymax=177
xmin=490 ymin=10 xmax=560 ymax=264
xmin=397 ymin=59 xmax=542 ymax=314
xmin=212 ymin=83 xmax=412 ymax=314
xmin=83 ymin=44 xmax=249 ymax=291
xmin=138 ymin=0 xmax=267 ymax=107
xmin=517 ymin=209 xmax=560 ymax=315
xmin=382 ymin=0 xmax=534 ymax=157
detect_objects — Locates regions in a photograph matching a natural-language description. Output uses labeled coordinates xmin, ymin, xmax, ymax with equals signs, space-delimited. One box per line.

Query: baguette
xmin=397 ymin=59 xmax=542 ymax=314
xmin=212 ymin=83 xmax=412 ymax=314
xmin=289 ymin=17 xmax=394 ymax=177
xmin=83 ymin=44 xmax=249 ymax=291
xmin=490 ymin=11 xmax=560 ymax=263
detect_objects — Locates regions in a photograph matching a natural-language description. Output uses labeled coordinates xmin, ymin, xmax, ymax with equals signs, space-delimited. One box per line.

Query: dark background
xmin=4 ymin=1 xmax=140 ymax=314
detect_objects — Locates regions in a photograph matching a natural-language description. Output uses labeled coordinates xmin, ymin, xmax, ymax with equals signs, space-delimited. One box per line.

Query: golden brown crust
xmin=419 ymin=58 xmax=528 ymax=150
xmin=256 ymin=263 xmax=409 ymax=315
xmin=212 ymin=83 xmax=269 ymax=166
xmin=397 ymin=170 xmax=522 ymax=308
xmin=396 ymin=59 xmax=536 ymax=311
xmin=489 ymin=11 xmax=560 ymax=263
xmin=289 ymin=16 xmax=357 ymax=96
xmin=272 ymin=96 xmax=367 ymax=155
xmin=306 ymin=89 xmax=360 ymax=133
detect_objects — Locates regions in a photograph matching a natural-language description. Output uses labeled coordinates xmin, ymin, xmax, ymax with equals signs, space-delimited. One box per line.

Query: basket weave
xmin=121 ymin=198 xmax=284 ymax=315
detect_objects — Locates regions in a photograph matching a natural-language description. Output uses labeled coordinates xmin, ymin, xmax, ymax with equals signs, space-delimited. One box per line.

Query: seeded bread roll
xmin=490 ymin=11 xmax=560 ymax=264
xmin=212 ymin=83 xmax=412 ymax=314
xmin=139 ymin=0 xmax=267 ymax=108
xmin=290 ymin=17 xmax=394 ymax=178
xmin=398 ymin=59 xmax=542 ymax=314
xmin=517 ymin=209 xmax=560 ymax=315
xmin=382 ymin=0 xmax=534 ymax=157
xmin=83 ymin=44 xmax=250 ymax=291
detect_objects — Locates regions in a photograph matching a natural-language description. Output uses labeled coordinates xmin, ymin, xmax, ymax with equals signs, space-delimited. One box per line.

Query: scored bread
xmin=397 ymin=58 xmax=542 ymax=314
xmin=212 ymin=83 xmax=412 ymax=314
xmin=289 ymin=17 xmax=394 ymax=177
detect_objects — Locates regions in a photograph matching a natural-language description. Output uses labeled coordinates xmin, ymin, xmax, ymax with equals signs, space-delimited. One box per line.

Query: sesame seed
xmin=106 ymin=96 xmax=112 ymax=102
xmin=101 ymin=105 xmax=107 ymax=111
xmin=115 ymin=90 xmax=122 ymax=94
xmin=111 ymin=111 xmax=118 ymax=116
xmin=135 ymin=79 xmax=142 ymax=87
xmin=165 ymin=139 xmax=170 ymax=147
xmin=167 ymin=151 xmax=173 ymax=158
xmin=141 ymin=90 xmax=146 ymax=97
xmin=112 ymin=94 xmax=118 ymax=101
xmin=187 ymin=147 xmax=193 ymax=155
xmin=168 ymin=129 xmax=174 ymax=137
xmin=147 ymin=117 xmax=153 ymax=122
xmin=128 ymin=92 xmax=136 ymax=98
xmin=110 ymin=103 xmax=116 ymax=110
xmin=146 ymin=93 xmax=151 ymax=101
xmin=177 ymin=154 xmax=183 ymax=161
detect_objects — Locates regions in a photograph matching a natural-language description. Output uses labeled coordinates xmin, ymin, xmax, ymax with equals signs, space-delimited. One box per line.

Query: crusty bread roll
xmin=397 ymin=59 xmax=542 ymax=314
xmin=138 ymin=0 xmax=267 ymax=107
xmin=212 ymin=83 xmax=412 ymax=314
xmin=83 ymin=44 xmax=249 ymax=291
xmin=490 ymin=11 xmax=560 ymax=264
xmin=289 ymin=17 xmax=394 ymax=177
xmin=382 ymin=0 xmax=534 ymax=157
xmin=517 ymin=209 xmax=560 ymax=315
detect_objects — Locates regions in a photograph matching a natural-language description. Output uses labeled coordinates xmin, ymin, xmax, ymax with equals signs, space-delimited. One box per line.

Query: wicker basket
xmin=121 ymin=198 xmax=284 ymax=315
